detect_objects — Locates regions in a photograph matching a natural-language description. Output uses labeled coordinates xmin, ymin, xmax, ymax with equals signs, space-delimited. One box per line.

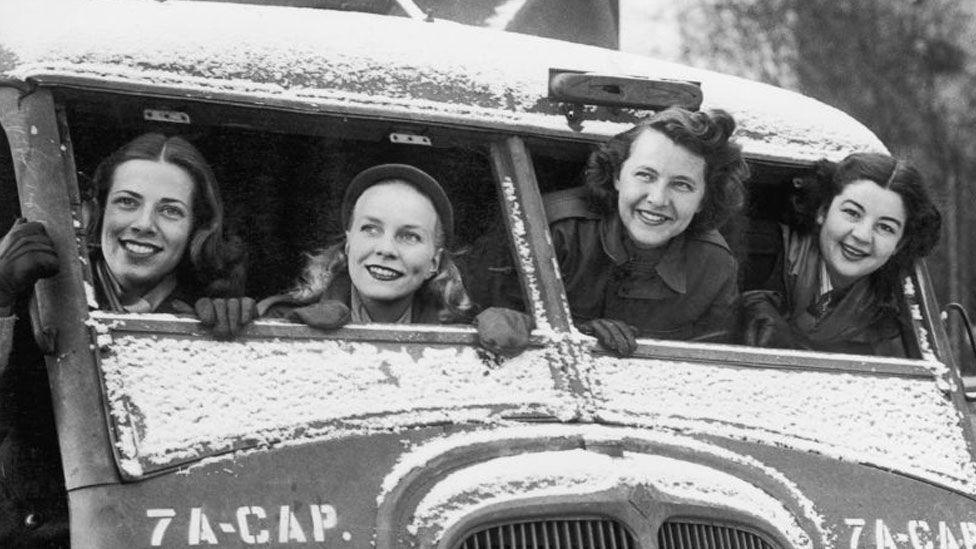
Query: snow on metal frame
xmin=592 ymin=356 xmax=976 ymax=494
xmin=94 ymin=319 xmax=574 ymax=476
xmin=0 ymin=0 xmax=885 ymax=163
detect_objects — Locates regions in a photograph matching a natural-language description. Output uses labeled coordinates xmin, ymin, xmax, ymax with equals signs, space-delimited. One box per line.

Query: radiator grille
xmin=457 ymin=518 xmax=637 ymax=549
xmin=659 ymin=520 xmax=777 ymax=549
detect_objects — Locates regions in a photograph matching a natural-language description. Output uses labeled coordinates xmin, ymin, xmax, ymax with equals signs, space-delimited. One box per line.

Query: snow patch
xmin=591 ymin=357 xmax=976 ymax=492
xmin=499 ymin=175 xmax=551 ymax=333
xmin=0 ymin=0 xmax=887 ymax=163
xmin=96 ymin=327 xmax=572 ymax=471
xmin=408 ymin=449 xmax=814 ymax=549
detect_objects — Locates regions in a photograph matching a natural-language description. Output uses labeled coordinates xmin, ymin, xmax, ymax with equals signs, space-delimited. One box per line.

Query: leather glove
xmin=195 ymin=297 xmax=257 ymax=340
xmin=738 ymin=290 xmax=806 ymax=349
xmin=475 ymin=307 xmax=532 ymax=357
xmin=0 ymin=219 xmax=59 ymax=308
xmin=287 ymin=299 xmax=351 ymax=331
xmin=579 ymin=318 xmax=638 ymax=357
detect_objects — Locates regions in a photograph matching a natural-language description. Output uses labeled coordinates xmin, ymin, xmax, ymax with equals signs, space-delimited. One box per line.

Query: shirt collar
xmin=600 ymin=214 xmax=688 ymax=294
xmin=818 ymin=258 xmax=834 ymax=298
xmin=124 ymin=275 xmax=177 ymax=313
xmin=350 ymin=285 xmax=413 ymax=324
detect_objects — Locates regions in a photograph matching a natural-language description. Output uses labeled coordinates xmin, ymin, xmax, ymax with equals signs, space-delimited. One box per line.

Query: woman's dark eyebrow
xmin=879 ymin=215 xmax=904 ymax=228
xmin=110 ymin=189 xmax=142 ymax=198
xmin=159 ymin=197 xmax=189 ymax=206
xmin=840 ymin=198 xmax=865 ymax=211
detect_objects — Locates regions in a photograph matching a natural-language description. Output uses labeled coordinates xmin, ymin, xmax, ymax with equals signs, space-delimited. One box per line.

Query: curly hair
xmin=584 ymin=107 xmax=750 ymax=233
xmin=790 ymin=152 xmax=942 ymax=296
xmin=89 ymin=133 xmax=245 ymax=297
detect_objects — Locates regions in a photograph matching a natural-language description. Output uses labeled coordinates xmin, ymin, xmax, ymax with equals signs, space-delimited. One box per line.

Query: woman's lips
xmin=636 ymin=208 xmax=671 ymax=226
xmin=839 ymin=241 xmax=869 ymax=261
xmin=120 ymin=239 xmax=161 ymax=257
xmin=366 ymin=264 xmax=404 ymax=281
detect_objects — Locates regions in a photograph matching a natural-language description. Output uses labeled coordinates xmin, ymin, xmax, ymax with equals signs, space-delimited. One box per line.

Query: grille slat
xmin=659 ymin=521 xmax=778 ymax=549
xmin=457 ymin=518 xmax=637 ymax=549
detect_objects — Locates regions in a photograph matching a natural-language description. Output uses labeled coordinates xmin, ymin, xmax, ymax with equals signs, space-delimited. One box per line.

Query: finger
xmin=13 ymin=221 xmax=47 ymax=237
xmin=212 ymin=298 xmax=230 ymax=340
xmin=577 ymin=322 xmax=596 ymax=336
xmin=4 ymin=235 xmax=56 ymax=259
xmin=239 ymin=297 xmax=256 ymax=326
xmin=195 ymin=298 xmax=216 ymax=327
xmin=225 ymin=298 xmax=241 ymax=338
xmin=620 ymin=324 xmax=637 ymax=356
xmin=744 ymin=318 xmax=761 ymax=346
xmin=591 ymin=321 xmax=622 ymax=356
xmin=757 ymin=319 xmax=776 ymax=347
xmin=604 ymin=321 xmax=634 ymax=357
xmin=601 ymin=320 xmax=627 ymax=356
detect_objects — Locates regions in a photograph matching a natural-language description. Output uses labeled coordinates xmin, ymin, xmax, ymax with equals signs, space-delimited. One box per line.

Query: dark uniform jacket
xmin=740 ymin=219 xmax=903 ymax=356
xmin=545 ymin=187 xmax=738 ymax=341
xmin=0 ymin=309 xmax=68 ymax=548
xmin=462 ymin=187 xmax=738 ymax=341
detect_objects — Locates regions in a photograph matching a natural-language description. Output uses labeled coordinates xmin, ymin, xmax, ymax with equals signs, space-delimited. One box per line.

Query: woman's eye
xmin=400 ymin=231 xmax=422 ymax=244
xmin=841 ymin=207 xmax=861 ymax=220
xmin=361 ymin=224 xmax=381 ymax=236
xmin=159 ymin=205 xmax=186 ymax=220
xmin=877 ymin=223 xmax=897 ymax=235
xmin=672 ymin=180 xmax=695 ymax=192
xmin=112 ymin=196 xmax=138 ymax=209
xmin=635 ymin=170 xmax=655 ymax=181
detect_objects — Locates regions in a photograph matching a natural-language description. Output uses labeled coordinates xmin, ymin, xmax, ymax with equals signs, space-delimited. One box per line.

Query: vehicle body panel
xmin=1 ymin=1 xmax=974 ymax=548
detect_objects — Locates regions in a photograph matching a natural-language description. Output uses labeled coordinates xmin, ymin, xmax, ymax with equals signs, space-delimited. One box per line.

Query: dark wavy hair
xmin=584 ymin=107 xmax=750 ymax=233
xmin=791 ymin=152 xmax=942 ymax=296
xmin=88 ymin=133 xmax=245 ymax=297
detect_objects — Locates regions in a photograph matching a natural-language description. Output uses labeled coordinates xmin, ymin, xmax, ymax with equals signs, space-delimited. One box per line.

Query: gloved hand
xmin=287 ymin=299 xmax=351 ymax=331
xmin=195 ymin=297 xmax=257 ymax=340
xmin=738 ymin=290 xmax=805 ymax=348
xmin=579 ymin=318 xmax=638 ymax=357
xmin=0 ymin=219 xmax=60 ymax=309
xmin=475 ymin=307 xmax=532 ymax=357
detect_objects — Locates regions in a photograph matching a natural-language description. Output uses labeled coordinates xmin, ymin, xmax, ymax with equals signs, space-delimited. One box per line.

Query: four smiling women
xmin=0 ymin=114 xmax=945 ymax=360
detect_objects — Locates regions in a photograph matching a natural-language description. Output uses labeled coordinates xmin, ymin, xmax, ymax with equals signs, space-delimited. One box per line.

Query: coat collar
xmin=599 ymin=214 xmax=688 ymax=294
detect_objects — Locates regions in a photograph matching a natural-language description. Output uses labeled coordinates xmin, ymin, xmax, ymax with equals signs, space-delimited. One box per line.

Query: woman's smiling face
xmin=614 ymin=129 xmax=706 ymax=248
xmin=818 ymin=178 xmax=906 ymax=288
xmin=100 ymin=159 xmax=195 ymax=297
xmin=346 ymin=181 xmax=442 ymax=308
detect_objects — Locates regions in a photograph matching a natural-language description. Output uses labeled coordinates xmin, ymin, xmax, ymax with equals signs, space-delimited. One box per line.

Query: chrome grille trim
xmin=659 ymin=520 xmax=778 ymax=549
xmin=457 ymin=517 xmax=637 ymax=549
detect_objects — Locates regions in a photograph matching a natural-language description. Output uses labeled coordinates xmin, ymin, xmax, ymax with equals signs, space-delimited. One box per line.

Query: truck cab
xmin=1 ymin=1 xmax=975 ymax=547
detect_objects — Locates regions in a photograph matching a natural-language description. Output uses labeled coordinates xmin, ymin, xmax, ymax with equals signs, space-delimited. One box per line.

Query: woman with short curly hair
xmin=739 ymin=152 xmax=942 ymax=355
xmin=543 ymin=107 xmax=750 ymax=355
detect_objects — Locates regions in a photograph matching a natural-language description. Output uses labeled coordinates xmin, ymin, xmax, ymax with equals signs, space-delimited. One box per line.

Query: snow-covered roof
xmin=0 ymin=0 xmax=887 ymax=163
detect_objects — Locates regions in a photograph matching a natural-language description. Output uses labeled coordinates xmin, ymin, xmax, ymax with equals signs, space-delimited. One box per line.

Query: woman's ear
xmin=428 ymin=248 xmax=443 ymax=280
xmin=81 ymin=197 xmax=99 ymax=240
xmin=815 ymin=206 xmax=827 ymax=225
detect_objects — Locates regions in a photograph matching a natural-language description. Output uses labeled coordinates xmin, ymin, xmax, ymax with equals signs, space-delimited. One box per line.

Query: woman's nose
xmin=850 ymin=220 xmax=872 ymax=242
xmin=373 ymin=233 xmax=398 ymax=257
xmin=129 ymin=207 xmax=157 ymax=233
xmin=642 ymin=181 xmax=667 ymax=205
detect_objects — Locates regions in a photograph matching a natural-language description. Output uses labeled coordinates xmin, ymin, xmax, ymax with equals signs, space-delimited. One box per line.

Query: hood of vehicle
xmin=0 ymin=0 xmax=885 ymax=163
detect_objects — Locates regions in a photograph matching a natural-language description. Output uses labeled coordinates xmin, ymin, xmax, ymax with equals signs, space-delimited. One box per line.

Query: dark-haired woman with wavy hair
xmin=739 ymin=153 xmax=942 ymax=355
xmin=541 ymin=107 xmax=749 ymax=355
